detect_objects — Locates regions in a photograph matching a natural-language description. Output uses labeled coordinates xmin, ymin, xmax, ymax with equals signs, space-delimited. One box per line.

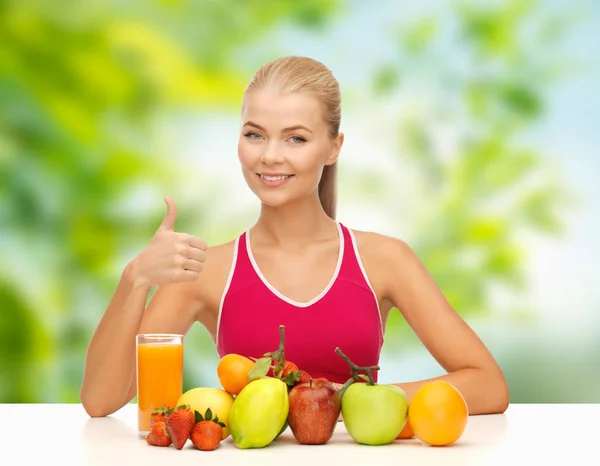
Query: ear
xmin=326 ymin=132 xmax=344 ymax=165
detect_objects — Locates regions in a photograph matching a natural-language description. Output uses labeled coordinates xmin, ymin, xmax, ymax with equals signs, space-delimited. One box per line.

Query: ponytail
xmin=318 ymin=161 xmax=337 ymax=220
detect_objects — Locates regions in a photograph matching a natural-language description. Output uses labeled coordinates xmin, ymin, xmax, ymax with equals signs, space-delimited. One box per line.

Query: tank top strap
xmin=337 ymin=223 xmax=378 ymax=296
xmin=224 ymin=231 xmax=258 ymax=288
xmin=215 ymin=231 xmax=257 ymax=343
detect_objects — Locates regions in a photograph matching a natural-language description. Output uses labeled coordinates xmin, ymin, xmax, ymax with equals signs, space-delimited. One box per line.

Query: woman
xmin=80 ymin=56 xmax=509 ymax=418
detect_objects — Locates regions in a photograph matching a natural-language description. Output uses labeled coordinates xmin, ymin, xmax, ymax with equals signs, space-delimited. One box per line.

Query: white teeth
xmin=260 ymin=174 xmax=291 ymax=181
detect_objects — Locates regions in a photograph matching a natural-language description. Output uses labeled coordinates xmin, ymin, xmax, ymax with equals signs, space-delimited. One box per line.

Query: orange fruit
xmin=408 ymin=380 xmax=468 ymax=446
xmin=396 ymin=418 xmax=414 ymax=439
xmin=217 ymin=353 xmax=255 ymax=395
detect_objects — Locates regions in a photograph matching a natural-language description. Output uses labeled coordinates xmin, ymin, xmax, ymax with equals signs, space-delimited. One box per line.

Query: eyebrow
xmin=243 ymin=121 xmax=313 ymax=134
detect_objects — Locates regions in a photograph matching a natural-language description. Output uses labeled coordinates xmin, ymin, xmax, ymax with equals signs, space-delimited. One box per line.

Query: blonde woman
xmin=80 ymin=56 xmax=510 ymax=418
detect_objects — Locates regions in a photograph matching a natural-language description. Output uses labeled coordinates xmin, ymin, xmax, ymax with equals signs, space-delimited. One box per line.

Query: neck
xmin=253 ymin=193 xmax=337 ymax=248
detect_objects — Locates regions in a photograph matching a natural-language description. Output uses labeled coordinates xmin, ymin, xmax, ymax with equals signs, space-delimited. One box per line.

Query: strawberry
xmin=166 ymin=405 xmax=195 ymax=450
xmin=150 ymin=405 xmax=170 ymax=427
xmin=279 ymin=361 xmax=314 ymax=387
xmin=146 ymin=420 xmax=171 ymax=447
xmin=190 ymin=408 xmax=226 ymax=451
xmin=190 ymin=421 xmax=223 ymax=451
xmin=282 ymin=361 xmax=299 ymax=377
xmin=298 ymin=370 xmax=312 ymax=384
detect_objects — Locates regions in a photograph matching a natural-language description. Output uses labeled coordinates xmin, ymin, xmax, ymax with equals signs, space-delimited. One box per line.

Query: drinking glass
xmin=136 ymin=334 xmax=184 ymax=435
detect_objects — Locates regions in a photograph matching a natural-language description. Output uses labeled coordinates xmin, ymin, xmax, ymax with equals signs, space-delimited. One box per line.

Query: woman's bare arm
xmin=80 ymin=266 xmax=205 ymax=417
xmin=362 ymin=232 xmax=510 ymax=415
xmin=80 ymin=197 xmax=209 ymax=417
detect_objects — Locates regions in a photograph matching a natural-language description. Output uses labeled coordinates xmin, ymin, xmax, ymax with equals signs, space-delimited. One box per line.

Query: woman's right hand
xmin=130 ymin=196 xmax=207 ymax=288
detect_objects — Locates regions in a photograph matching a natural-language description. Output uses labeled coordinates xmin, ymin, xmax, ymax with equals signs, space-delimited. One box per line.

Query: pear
xmin=228 ymin=377 xmax=289 ymax=449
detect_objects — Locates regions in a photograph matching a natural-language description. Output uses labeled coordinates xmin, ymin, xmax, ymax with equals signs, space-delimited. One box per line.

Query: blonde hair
xmin=243 ymin=56 xmax=341 ymax=219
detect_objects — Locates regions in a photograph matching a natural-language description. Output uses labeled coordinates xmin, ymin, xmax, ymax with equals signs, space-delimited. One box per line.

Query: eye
xmin=244 ymin=132 xmax=262 ymax=140
xmin=289 ymin=136 xmax=306 ymax=144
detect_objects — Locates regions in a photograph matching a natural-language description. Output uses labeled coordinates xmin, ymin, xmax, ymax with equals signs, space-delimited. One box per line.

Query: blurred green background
xmin=1 ymin=0 xmax=598 ymax=404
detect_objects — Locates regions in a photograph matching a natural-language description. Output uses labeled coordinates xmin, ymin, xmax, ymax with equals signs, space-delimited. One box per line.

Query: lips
xmin=256 ymin=173 xmax=295 ymax=187
xmin=259 ymin=174 xmax=293 ymax=181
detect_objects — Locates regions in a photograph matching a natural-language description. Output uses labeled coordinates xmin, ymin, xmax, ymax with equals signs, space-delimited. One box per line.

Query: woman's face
xmin=237 ymin=88 xmax=342 ymax=209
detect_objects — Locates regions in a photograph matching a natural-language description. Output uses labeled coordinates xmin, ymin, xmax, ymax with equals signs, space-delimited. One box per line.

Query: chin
xmin=252 ymin=190 xmax=292 ymax=209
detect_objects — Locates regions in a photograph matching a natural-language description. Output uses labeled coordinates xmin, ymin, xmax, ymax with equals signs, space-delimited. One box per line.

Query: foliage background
xmin=1 ymin=0 xmax=598 ymax=404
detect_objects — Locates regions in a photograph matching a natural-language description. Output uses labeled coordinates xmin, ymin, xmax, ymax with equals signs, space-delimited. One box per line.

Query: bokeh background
xmin=1 ymin=0 xmax=598 ymax=404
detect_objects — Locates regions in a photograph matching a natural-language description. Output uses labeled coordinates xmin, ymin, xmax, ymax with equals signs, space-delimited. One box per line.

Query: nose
xmin=260 ymin=141 xmax=284 ymax=165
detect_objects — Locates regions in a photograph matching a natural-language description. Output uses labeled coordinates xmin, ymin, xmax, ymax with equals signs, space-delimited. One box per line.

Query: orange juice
xmin=136 ymin=335 xmax=183 ymax=433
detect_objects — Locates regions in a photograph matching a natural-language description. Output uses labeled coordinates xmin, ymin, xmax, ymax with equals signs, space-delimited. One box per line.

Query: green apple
xmin=341 ymin=382 xmax=409 ymax=445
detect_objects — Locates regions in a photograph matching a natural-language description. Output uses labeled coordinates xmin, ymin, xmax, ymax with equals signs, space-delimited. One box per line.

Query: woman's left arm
xmin=376 ymin=236 xmax=510 ymax=415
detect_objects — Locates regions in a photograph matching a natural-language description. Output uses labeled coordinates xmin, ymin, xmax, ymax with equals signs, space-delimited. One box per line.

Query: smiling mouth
xmin=257 ymin=174 xmax=294 ymax=181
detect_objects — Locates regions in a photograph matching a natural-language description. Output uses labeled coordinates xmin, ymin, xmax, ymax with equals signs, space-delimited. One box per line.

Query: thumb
xmin=158 ymin=196 xmax=177 ymax=231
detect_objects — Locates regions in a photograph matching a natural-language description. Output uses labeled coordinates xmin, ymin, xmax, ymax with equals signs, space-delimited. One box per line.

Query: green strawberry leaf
xmin=153 ymin=404 xmax=166 ymax=414
xmin=282 ymin=371 xmax=301 ymax=387
xmin=194 ymin=410 xmax=203 ymax=424
xmin=205 ymin=408 xmax=213 ymax=421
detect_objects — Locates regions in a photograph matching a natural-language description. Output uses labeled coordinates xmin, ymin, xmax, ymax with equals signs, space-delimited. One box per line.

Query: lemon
xmin=176 ymin=387 xmax=235 ymax=439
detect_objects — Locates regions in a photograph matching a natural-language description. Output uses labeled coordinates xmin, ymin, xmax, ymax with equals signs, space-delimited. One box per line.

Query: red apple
xmin=287 ymin=377 xmax=341 ymax=445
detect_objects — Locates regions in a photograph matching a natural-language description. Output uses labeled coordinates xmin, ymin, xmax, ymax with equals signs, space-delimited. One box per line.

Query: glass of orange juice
xmin=136 ymin=334 xmax=184 ymax=435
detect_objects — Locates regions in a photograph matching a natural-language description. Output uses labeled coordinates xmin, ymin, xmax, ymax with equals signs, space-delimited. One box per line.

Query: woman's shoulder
xmin=349 ymin=227 xmax=414 ymax=261
xmin=165 ymin=232 xmax=244 ymax=321
xmin=202 ymin=235 xmax=241 ymax=278
xmin=205 ymin=237 xmax=238 ymax=262
xmin=184 ymin=234 xmax=242 ymax=300
xmin=348 ymin=227 xmax=423 ymax=300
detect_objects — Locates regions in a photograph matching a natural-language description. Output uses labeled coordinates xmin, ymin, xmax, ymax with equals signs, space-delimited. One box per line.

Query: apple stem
xmin=335 ymin=347 xmax=379 ymax=386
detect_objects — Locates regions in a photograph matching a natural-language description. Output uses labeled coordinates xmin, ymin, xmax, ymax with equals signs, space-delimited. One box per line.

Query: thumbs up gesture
xmin=132 ymin=197 xmax=207 ymax=288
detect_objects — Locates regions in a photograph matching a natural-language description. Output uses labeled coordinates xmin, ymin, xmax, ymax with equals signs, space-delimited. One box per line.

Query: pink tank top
xmin=216 ymin=222 xmax=384 ymax=384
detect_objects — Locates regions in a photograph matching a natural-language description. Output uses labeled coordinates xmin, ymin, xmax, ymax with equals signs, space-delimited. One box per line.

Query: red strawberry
xmin=150 ymin=405 xmax=169 ymax=427
xmin=298 ymin=370 xmax=312 ymax=384
xmin=282 ymin=361 xmax=299 ymax=377
xmin=146 ymin=420 xmax=171 ymax=447
xmin=190 ymin=421 xmax=223 ymax=451
xmin=166 ymin=405 xmax=195 ymax=450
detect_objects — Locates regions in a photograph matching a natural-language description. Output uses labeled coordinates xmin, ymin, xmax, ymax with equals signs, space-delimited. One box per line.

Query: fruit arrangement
xmin=144 ymin=325 xmax=469 ymax=450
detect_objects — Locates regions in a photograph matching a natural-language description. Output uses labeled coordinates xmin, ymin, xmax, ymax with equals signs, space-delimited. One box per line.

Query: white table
xmin=2 ymin=403 xmax=598 ymax=465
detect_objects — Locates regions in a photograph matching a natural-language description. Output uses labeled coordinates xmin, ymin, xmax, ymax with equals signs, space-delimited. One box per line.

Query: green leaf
xmin=194 ymin=410 xmax=203 ymax=424
xmin=209 ymin=413 xmax=226 ymax=427
xmin=205 ymin=407 xmax=213 ymax=421
xmin=499 ymin=82 xmax=542 ymax=118
xmin=247 ymin=356 xmax=272 ymax=381
xmin=404 ymin=15 xmax=437 ymax=53
xmin=373 ymin=66 xmax=400 ymax=95
xmin=282 ymin=370 xmax=301 ymax=387
xmin=153 ymin=404 xmax=168 ymax=414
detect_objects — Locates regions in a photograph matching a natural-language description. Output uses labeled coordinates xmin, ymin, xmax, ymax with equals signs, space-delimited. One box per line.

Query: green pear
xmin=228 ymin=377 xmax=289 ymax=449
